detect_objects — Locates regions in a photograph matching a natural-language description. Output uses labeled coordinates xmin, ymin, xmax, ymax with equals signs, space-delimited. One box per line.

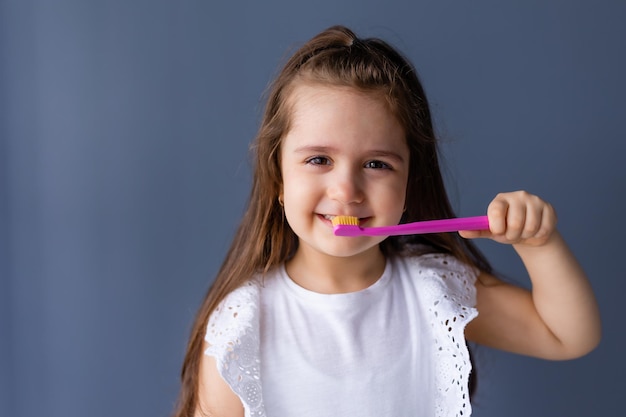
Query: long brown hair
xmin=173 ymin=25 xmax=491 ymax=416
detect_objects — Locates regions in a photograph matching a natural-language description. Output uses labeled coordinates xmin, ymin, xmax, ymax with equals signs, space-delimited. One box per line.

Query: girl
xmin=174 ymin=26 xmax=601 ymax=417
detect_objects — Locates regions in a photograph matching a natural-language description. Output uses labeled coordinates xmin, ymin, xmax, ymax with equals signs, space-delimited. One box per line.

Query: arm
xmin=196 ymin=344 xmax=245 ymax=417
xmin=462 ymin=191 xmax=601 ymax=360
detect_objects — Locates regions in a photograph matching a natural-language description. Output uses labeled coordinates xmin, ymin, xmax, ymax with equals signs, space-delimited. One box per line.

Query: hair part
xmin=173 ymin=25 xmax=490 ymax=416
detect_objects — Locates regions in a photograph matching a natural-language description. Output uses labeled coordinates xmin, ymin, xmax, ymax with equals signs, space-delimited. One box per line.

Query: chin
xmin=314 ymin=238 xmax=383 ymax=259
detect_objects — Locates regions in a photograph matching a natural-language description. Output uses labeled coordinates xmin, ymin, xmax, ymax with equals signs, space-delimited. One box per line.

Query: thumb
xmin=458 ymin=229 xmax=493 ymax=240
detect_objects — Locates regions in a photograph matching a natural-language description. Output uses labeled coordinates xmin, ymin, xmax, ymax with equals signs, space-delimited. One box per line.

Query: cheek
xmin=381 ymin=182 xmax=408 ymax=222
xmin=282 ymin=181 xmax=316 ymax=231
xmin=378 ymin=177 xmax=407 ymax=204
xmin=386 ymin=197 xmax=407 ymax=222
xmin=282 ymin=173 xmax=314 ymax=208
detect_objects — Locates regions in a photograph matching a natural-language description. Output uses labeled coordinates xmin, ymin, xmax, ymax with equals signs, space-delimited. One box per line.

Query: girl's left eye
xmin=364 ymin=160 xmax=391 ymax=170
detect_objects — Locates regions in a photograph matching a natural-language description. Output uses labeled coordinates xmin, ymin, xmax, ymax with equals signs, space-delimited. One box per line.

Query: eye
xmin=305 ymin=156 xmax=332 ymax=166
xmin=364 ymin=160 xmax=392 ymax=170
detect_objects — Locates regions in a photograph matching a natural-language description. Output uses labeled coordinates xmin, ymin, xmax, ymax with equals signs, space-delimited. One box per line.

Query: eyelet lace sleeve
xmin=204 ymin=281 xmax=266 ymax=417
xmin=412 ymin=253 xmax=479 ymax=417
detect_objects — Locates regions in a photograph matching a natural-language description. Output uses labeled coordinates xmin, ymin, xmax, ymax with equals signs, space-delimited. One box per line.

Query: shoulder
xmin=402 ymin=250 xmax=478 ymax=274
xmin=205 ymin=280 xmax=261 ymax=353
xmin=396 ymin=252 xmax=479 ymax=305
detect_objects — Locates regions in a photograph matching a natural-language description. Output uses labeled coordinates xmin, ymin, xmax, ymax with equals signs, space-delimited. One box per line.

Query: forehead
xmin=283 ymin=83 xmax=407 ymax=152
xmin=287 ymin=83 xmax=391 ymax=121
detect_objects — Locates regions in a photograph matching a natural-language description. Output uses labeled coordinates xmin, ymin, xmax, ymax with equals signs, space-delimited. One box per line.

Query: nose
xmin=327 ymin=169 xmax=364 ymax=205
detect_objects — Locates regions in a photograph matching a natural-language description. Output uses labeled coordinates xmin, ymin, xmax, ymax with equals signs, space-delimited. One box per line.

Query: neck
xmin=285 ymin=245 xmax=386 ymax=294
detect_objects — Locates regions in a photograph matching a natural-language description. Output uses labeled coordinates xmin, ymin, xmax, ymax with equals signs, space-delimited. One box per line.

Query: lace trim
xmin=204 ymin=281 xmax=266 ymax=417
xmin=204 ymin=254 xmax=478 ymax=417
xmin=412 ymin=253 xmax=478 ymax=417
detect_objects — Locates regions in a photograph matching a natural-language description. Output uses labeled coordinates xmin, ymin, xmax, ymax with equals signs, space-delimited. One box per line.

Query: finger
xmin=487 ymin=196 xmax=509 ymax=236
xmin=535 ymin=202 xmax=557 ymax=240
xmin=520 ymin=199 xmax=542 ymax=240
xmin=504 ymin=200 xmax=526 ymax=242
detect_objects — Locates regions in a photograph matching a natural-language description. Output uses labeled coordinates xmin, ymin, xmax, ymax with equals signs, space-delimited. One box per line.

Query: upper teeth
xmin=325 ymin=214 xmax=361 ymax=221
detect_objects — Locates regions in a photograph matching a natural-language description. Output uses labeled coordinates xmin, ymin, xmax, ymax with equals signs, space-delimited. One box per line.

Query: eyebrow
xmin=292 ymin=145 xmax=406 ymax=163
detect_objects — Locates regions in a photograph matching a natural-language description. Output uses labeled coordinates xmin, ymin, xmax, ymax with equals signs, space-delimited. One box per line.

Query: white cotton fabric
xmin=204 ymin=253 xmax=478 ymax=417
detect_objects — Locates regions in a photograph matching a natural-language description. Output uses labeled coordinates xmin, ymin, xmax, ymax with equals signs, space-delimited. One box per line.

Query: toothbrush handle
xmin=373 ymin=215 xmax=490 ymax=236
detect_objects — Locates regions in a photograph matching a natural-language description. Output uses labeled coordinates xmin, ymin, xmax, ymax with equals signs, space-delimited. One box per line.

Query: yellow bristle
xmin=331 ymin=215 xmax=360 ymax=227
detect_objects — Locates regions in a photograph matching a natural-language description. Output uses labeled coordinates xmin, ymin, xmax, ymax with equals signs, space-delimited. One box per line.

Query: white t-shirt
xmin=204 ymin=252 xmax=478 ymax=417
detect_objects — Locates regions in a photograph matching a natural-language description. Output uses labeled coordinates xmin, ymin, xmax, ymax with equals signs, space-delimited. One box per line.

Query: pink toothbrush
xmin=332 ymin=215 xmax=489 ymax=237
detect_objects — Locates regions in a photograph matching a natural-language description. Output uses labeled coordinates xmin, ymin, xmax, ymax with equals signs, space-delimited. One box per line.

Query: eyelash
xmin=305 ymin=156 xmax=392 ymax=170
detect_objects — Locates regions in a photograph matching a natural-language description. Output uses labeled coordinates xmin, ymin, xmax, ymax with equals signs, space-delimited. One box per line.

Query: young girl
xmin=174 ymin=25 xmax=601 ymax=417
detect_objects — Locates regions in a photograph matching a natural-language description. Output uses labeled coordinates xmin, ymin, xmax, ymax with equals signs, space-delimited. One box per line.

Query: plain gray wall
xmin=2 ymin=1 xmax=624 ymax=416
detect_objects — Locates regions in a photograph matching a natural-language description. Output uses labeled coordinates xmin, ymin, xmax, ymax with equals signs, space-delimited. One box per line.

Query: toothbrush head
xmin=332 ymin=215 xmax=362 ymax=236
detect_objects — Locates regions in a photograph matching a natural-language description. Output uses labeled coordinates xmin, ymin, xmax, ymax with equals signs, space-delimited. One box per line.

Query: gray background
xmin=1 ymin=1 xmax=624 ymax=416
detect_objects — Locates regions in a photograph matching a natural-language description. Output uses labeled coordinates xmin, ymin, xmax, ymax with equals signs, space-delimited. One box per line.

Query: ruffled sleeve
xmin=204 ymin=281 xmax=266 ymax=417
xmin=410 ymin=253 xmax=479 ymax=417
